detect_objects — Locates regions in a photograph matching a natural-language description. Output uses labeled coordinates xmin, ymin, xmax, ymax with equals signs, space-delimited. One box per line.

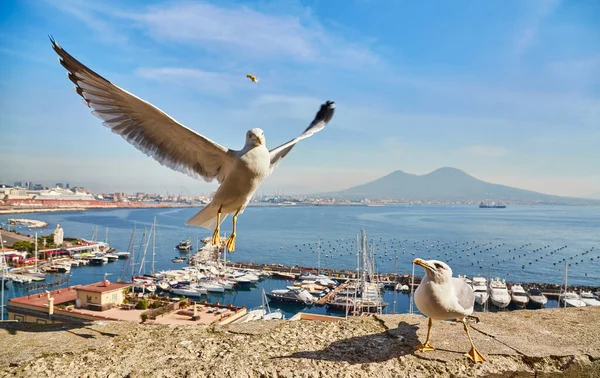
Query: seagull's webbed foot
xmin=465 ymin=346 xmax=486 ymax=363
xmin=225 ymin=232 xmax=236 ymax=252
xmin=463 ymin=319 xmax=486 ymax=363
xmin=225 ymin=208 xmax=240 ymax=252
xmin=414 ymin=317 xmax=435 ymax=352
xmin=413 ymin=342 xmax=435 ymax=352
xmin=211 ymin=227 xmax=221 ymax=246
xmin=211 ymin=207 xmax=222 ymax=246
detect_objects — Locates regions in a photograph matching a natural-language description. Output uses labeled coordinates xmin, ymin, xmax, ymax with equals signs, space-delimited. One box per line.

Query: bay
xmin=1 ymin=204 xmax=598 ymax=318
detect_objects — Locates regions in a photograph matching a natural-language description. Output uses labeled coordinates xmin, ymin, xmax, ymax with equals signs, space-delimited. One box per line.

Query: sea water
xmin=1 ymin=205 xmax=598 ymax=318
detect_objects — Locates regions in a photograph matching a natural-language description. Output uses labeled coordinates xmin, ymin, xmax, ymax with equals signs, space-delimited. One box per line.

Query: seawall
xmin=1 ymin=306 xmax=598 ymax=377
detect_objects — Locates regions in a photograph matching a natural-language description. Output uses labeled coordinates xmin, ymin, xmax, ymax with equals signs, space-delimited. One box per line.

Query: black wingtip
xmin=48 ymin=35 xmax=59 ymax=51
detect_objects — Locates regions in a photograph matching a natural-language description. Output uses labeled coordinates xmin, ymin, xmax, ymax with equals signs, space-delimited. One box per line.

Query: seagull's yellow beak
xmin=413 ymin=258 xmax=437 ymax=272
xmin=257 ymin=135 xmax=264 ymax=145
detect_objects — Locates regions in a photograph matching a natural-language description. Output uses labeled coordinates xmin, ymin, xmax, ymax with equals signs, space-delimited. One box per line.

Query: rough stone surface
xmin=1 ymin=307 xmax=599 ymax=378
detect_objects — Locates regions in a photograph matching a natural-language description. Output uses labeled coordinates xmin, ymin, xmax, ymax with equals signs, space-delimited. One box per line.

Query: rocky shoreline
xmin=1 ymin=307 xmax=598 ymax=377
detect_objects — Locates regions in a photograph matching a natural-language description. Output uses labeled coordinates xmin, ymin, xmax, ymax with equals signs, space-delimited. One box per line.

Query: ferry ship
xmin=479 ymin=202 xmax=506 ymax=208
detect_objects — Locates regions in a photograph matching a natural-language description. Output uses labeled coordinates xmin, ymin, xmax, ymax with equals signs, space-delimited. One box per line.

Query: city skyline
xmin=2 ymin=0 xmax=599 ymax=198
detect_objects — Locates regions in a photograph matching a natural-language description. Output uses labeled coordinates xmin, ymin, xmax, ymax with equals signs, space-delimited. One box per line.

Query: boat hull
xmin=266 ymin=293 xmax=313 ymax=305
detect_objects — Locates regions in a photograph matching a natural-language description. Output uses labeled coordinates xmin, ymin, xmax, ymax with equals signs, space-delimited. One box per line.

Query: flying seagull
xmin=412 ymin=258 xmax=486 ymax=363
xmin=50 ymin=37 xmax=335 ymax=252
xmin=246 ymin=74 xmax=259 ymax=83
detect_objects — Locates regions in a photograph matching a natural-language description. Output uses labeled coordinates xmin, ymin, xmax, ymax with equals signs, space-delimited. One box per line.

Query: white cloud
xmin=514 ymin=0 xmax=562 ymax=55
xmin=135 ymin=67 xmax=244 ymax=94
xmin=44 ymin=0 xmax=379 ymax=70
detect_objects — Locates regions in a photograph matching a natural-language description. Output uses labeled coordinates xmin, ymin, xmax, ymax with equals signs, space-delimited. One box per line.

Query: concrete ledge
xmin=0 ymin=307 xmax=599 ymax=377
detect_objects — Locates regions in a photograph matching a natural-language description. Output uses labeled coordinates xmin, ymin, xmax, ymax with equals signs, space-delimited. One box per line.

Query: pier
xmin=316 ymin=282 xmax=348 ymax=305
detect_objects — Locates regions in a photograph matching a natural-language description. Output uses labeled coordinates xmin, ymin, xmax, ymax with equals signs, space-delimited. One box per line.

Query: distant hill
xmin=585 ymin=191 xmax=600 ymax=200
xmin=326 ymin=167 xmax=595 ymax=204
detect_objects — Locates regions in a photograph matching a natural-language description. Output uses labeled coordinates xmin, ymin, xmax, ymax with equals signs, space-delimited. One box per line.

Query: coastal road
xmin=0 ymin=227 xmax=33 ymax=248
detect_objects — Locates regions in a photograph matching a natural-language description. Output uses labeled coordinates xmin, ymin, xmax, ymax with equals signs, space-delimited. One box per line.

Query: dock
xmin=317 ymin=282 xmax=349 ymax=305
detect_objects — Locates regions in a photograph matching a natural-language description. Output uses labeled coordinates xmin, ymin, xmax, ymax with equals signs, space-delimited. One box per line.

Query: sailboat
xmin=132 ymin=218 xmax=157 ymax=293
xmin=24 ymin=232 xmax=46 ymax=280
xmin=236 ymin=289 xmax=284 ymax=322
xmin=558 ymin=261 xmax=586 ymax=307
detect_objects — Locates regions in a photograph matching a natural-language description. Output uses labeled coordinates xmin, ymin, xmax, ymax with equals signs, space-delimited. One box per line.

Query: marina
xmin=1 ymin=205 xmax=599 ymax=322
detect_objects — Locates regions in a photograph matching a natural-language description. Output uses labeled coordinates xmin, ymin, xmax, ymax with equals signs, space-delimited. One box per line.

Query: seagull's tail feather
xmin=185 ymin=203 xmax=228 ymax=230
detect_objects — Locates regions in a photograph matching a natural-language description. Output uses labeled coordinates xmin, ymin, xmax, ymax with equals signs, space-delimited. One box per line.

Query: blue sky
xmin=1 ymin=0 xmax=599 ymax=197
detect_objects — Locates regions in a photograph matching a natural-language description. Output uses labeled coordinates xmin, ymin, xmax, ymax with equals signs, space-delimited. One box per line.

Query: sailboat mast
xmin=129 ymin=224 xmax=136 ymax=279
xmin=138 ymin=227 xmax=151 ymax=276
xmin=34 ymin=231 xmax=38 ymax=272
xmin=564 ymin=260 xmax=568 ymax=308
xmin=317 ymin=235 xmax=321 ymax=272
xmin=105 ymin=227 xmax=109 ymax=244
xmin=151 ymin=217 xmax=156 ymax=276
xmin=224 ymin=234 xmax=227 ymax=268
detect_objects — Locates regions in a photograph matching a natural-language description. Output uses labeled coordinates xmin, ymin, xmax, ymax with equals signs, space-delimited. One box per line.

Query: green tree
xmin=135 ymin=298 xmax=148 ymax=310
xmin=11 ymin=241 xmax=33 ymax=253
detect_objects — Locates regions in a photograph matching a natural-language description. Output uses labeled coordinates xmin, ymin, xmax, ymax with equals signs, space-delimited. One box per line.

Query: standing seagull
xmin=412 ymin=258 xmax=486 ymax=363
xmin=50 ymin=37 xmax=335 ymax=252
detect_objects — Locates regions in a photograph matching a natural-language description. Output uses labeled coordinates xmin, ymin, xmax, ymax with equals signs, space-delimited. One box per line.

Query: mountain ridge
xmin=324 ymin=167 xmax=595 ymax=204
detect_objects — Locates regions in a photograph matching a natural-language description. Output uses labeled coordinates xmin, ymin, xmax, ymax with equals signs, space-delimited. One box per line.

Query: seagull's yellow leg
xmin=211 ymin=206 xmax=222 ymax=246
xmin=225 ymin=209 xmax=241 ymax=252
xmin=414 ymin=317 xmax=435 ymax=352
xmin=463 ymin=320 xmax=486 ymax=363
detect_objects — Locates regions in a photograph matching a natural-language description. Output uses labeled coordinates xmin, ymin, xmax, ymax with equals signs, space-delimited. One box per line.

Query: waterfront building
xmin=53 ymin=224 xmax=64 ymax=245
xmin=7 ymin=281 xmax=131 ymax=324
xmin=75 ymin=281 xmax=131 ymax=311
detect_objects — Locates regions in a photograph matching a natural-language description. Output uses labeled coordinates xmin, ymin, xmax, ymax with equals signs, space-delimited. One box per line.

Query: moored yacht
xmin=579 ymin=291 xmax=600 ymax=306
xmin=526 ymin=288 xmax=548 ymax=308
xmin=176 ymin=239 xmax=192 ymax=251
xmin=510 ymin=284 xmax=529 ymax=309
xmin=489 ymin=278 xmax=510 ymax=309
xmin=559 ymin=292 xmax=586 ymax=307
xmin=471 ymin=277 xmax=489 ymax=307
xmin=266 ymin=286 xmax=315 ymax=305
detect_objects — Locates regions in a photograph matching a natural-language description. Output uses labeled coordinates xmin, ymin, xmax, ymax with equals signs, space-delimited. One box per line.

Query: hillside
xmin=328 ymin=167 xmax=593 ymax=203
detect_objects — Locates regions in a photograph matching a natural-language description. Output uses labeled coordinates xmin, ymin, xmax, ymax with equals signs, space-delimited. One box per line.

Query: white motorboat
xmin=215 ymin=279 xmax=236 ymax=290
xmin=244 ymin=273 xmax=260 ymax=282
xmin=471 ymin=277 xmax=489 ymax=307
xmin=233 ymin=276 xmax=253 ymax=286
xmin=10 ymin=275 xmax=33 ymax=284
xmin=170 ymin=285 xmax=207 ymax=297
xmin=266 ymin=286 xmax=315 ymax=305
xmin=510 ymin=284 xmax=529 ymax=309
xmin=559 ymin=292 xmax=586 ymax=307
xmin=489 ymin=278 xmax=510 ymax=309
xmin=105 ymin=254 xmax=119 ymax=262
xmin=579 ymin=291 xmax=600 ymax=306
xmin=116 ymin=251 xmax=130 ymax=259
xmin=526 ymin=288 xmax=548 ymax=308
xmin=201 ymin=282 xmax=226 ymax=293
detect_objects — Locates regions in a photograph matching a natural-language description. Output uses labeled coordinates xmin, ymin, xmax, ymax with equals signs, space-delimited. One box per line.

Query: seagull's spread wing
xmin=268 ymin=101 xmax=335 ymax=173
xmin=452 ymin=278 xmax=475 ymax=315
xmin=51 ymin=37 xmax=236 ymax=183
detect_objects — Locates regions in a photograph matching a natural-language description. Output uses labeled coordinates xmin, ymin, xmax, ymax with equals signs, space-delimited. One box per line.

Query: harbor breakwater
xmin=222 ymin=261 xmax=600 ymax=296
xmin=1 ymin=306 xmax=599 ymax=377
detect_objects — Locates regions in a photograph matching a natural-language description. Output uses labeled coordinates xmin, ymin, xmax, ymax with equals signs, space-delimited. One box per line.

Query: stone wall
xmin=1 ymin=307 xmax=599 ymax=378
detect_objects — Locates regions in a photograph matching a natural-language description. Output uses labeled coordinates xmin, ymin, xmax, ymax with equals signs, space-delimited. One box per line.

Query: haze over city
xmin=1 ymin=0 xmax=599 ymax=197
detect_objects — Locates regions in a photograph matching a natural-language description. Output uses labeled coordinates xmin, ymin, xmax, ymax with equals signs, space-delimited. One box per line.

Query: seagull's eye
xmin=434 ymin=263 xmax=443 ymax=270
